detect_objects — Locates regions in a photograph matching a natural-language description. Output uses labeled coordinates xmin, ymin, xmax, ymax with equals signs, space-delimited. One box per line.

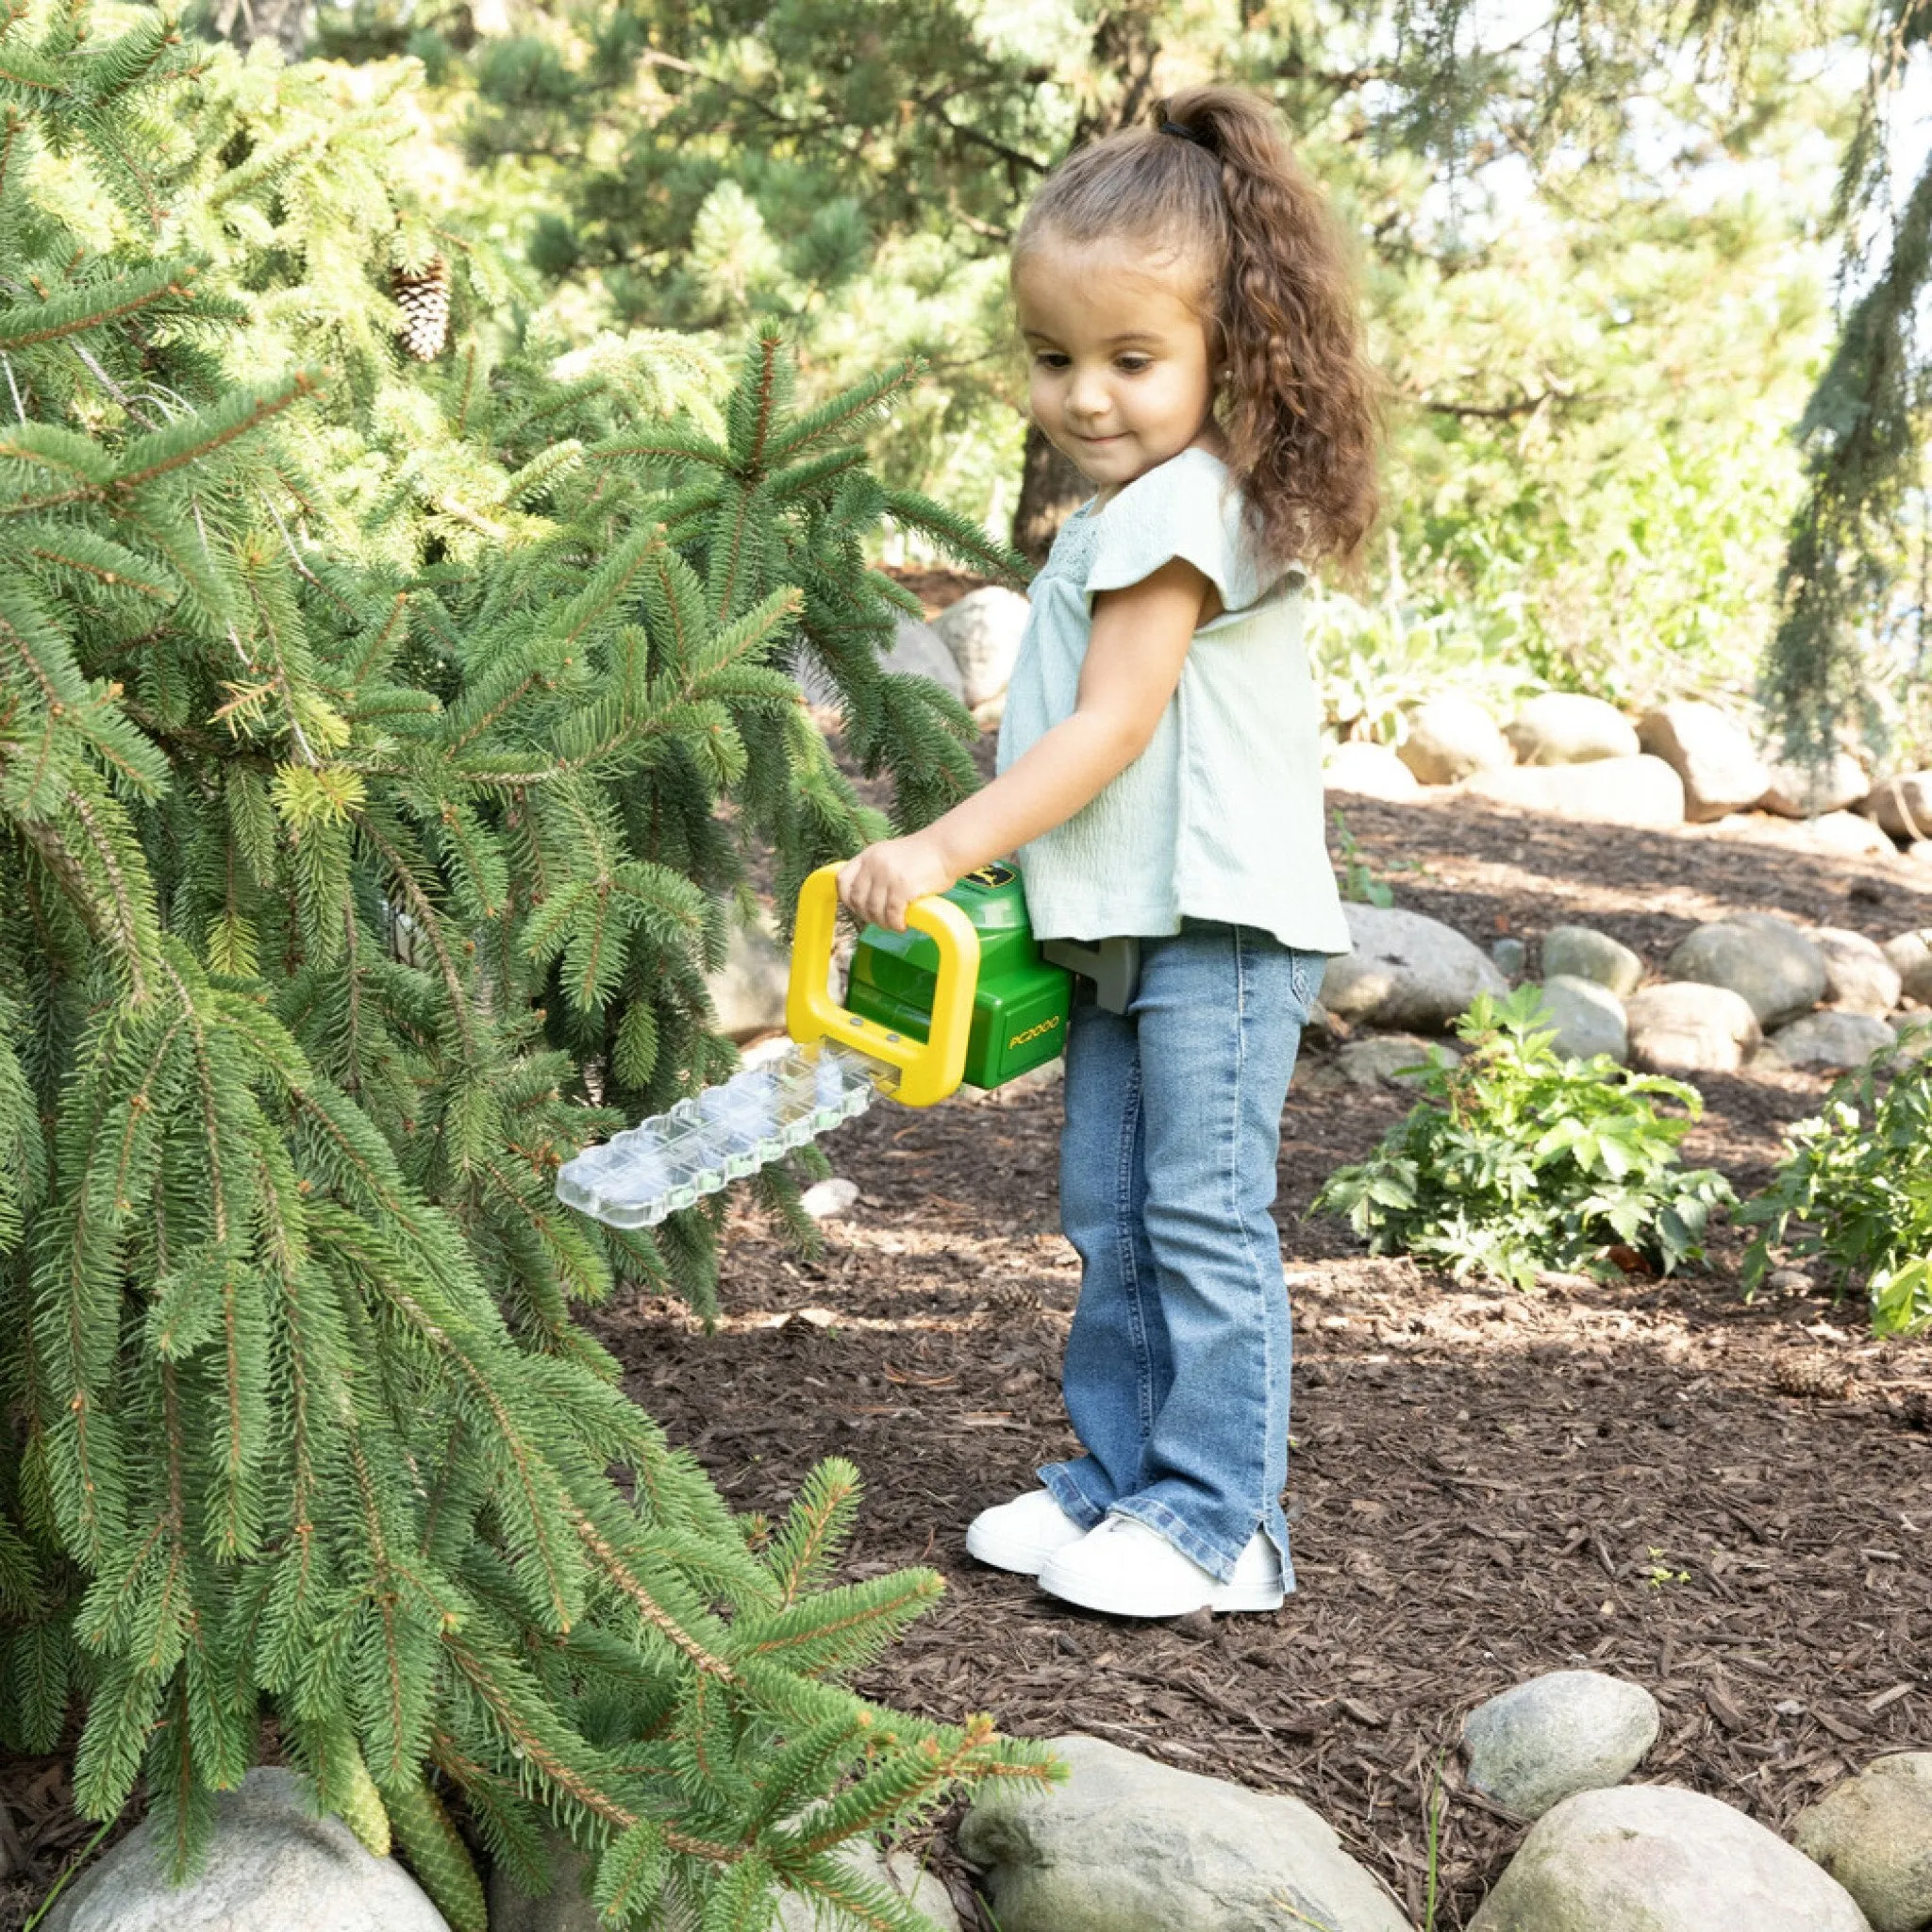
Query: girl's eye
xmin=1116 ymin=356 xmax=1151 ymax=373
xmin=1034 ymin=352 xmax=1070 ymax=369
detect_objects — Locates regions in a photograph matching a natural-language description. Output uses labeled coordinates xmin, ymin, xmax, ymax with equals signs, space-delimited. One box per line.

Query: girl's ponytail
xmin=1158 ymin=86 xmax=1380 ymax=577
xmin=1014 ymin=87 xmax=1380 ymax=577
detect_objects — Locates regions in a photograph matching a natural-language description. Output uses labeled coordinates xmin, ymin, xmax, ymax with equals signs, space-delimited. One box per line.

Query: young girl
xmin=838 ymin=86 xmax=1379 ymax=1618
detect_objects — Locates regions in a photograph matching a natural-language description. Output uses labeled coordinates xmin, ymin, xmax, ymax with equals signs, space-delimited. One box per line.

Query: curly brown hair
xmin=1012 ymin=86 xmax=1381 ymax=579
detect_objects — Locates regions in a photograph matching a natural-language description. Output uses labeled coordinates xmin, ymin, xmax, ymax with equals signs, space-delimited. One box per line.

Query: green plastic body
xmin=846 ymin=862 xmax=1072 ymax=1091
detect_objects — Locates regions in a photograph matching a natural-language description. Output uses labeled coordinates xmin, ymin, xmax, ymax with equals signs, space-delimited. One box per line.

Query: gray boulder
xmin=1469 ymin=1784 xmax=1874 ymax=1932
xmin=1461 ymin=1671 xmax=1659 ymax=1820
xmin=710 ymin=912 xmax=791 ymax=1041
xmin=932 ymin=586 xmax=1030 ymax=708
xmin=1324 ymin=741 xmax=1422 ymax=800
xmin=1637 ymin=701 xmax=1772 ymax=823
xmin=1320 ymin=904 xmax=1508 ymax=1034
xmin=1884 ymin=929 xmax=1932 ymax=1004
xmin=42 ymin=1768 xmax=450 ymax=1932
xmin=1868 ymin=771 xmax=1932 ymax=840
xmin=1504 ymin=693 xmax=1641 ymax=766
xmin=1791 ymin=811 xmax=1898 ymax=858
xmin=1762 ymin=750 xmax=1869 ymax=818
xmin=1813 ymin=927 xmax=1903 ymax=1016
xmin=1790 ymin=1753 xmax=1932 ymax=1932
xmin=1624 ymin=982 xmax=1762 ymax=1073
xmin=1772 ymin=1010 xmax=1898 ymax=1071
xmin=880 ymin=615 xmax=968 ymax=700
xmin=1665 ymin=918 xmax=1827 ymax=1028
xmin=489 ymin=1830 xmax=594 ymax=1932
xmin=1531 ymin=976 xmax=1628 ymax=1063
xmin=1332 ymin=1035 xmax=1457 ymax=1089
xmin=1399 ymin=693 xmax=1513 ymax=785
xmin=1462 ymin=755 xmax=1685 ymax=826
xmin=489 ymin=1828 xmax=960 ymax=1932
xmin=959 ymin=1734 xmax=1412 ymax=1932
xmin=1541 ymin=924 xmax=1643 ymax=998
xmin=778 ymin=1840 xmax=962 ymax=1932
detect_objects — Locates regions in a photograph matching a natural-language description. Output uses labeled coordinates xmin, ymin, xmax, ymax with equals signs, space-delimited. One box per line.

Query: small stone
xmin=1771 ymin=1010 xmax=1897 ymax=1071
xmin=1664 ymin=919 xmax=1827 ymax=1028
xmin=932 ymin=586 xmax=1030 ymax=708
xmin=1624 ymin=982 xmax=1762 ymax=1073
xmin=42 ymin=1769 xmax=451 ymax=1932
xmin=1867 ymin=770 xmax=1932 ymax=840
xmin=1766 ymin=1267 xmax=1815 ymax=1291
xmin=1503 ymin=692 xmax=1641 ymax=765
xmin=1541 ymin=925 xmax=1643 ymax=998
xmin=1908 ymin=840 xmax=1932 ymax=868
xmin=1333 ymin=1035 xmax=1457 ymax=1089
xmin=1398 ymin=692 xmax=1514 ymax=784
xmin=1812 ymin=927 xmax=1904 ymax=1015
xmin=1320 ymin=904 xmax=1507 ymax=1034
xmin=1884 ymin=929 xmax=1932 ymax=1004
xmin=709 ymin=912 xmax=791 ymax=1041
xmin=1531 ymin=975 xmax=1628 ymax=1063
xmin=1461 ymin=1670 xmax=1660 ymax=1820
xmin=1469 ymin=1784 xmax=1872 ymax=1932
xmin=1790 ymin=1754 xmax=1932 ymax=1932
xmin=1461 ymin=755 xmax=1685 ymax=826
xmin=1637 ymin=701 xmax=1772 ymax=824
xmin=1491 ymin=936 xmax=1526 ymax=979
xmin=1324 ymin=741 xmax=1422 ymax=801
xmin=960 ymin=1734 xmax=1412 ymax=1932
xmin=800 ymin=1176 xmax=860 ymax=1220
xmin=1761 ymin=751 xmax=1870 ymax=818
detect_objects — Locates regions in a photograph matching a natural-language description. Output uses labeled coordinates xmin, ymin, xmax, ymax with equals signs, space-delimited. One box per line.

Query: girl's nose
xmin=1065 ymin=366 xmax=1110 ymax=420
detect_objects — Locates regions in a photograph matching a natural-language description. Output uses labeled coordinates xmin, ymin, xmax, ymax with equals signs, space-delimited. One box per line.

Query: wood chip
xmin=1863 ymin=1682 xmax=1915 ymax=1714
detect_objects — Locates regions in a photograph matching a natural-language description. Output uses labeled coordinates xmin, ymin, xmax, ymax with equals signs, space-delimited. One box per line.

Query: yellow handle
xmin=786 ymin=863 xmax=981 ymax=1108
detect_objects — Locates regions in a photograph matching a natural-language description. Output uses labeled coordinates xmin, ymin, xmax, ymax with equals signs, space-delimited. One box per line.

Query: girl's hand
xmin=838 ymin=833 xmax=957 ymax=933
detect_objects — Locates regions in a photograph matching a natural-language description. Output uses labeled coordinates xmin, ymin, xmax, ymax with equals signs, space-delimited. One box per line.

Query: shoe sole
xmin=1036 ymin=1567 xmax=1285 ymax=1618
xmin=964 ymin=1523 xmax=1081 ymax=1576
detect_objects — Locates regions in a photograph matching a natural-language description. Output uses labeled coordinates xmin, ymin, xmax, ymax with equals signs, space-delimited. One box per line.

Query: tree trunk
xmin=1010 ymin=424 xmax=1090 ymax=567
xmin=212 ymin=0 xmax=308 ymax=59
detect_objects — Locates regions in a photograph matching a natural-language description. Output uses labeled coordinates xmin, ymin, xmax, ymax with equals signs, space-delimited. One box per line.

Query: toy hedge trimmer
xmin=556 ymin=861 xmax=1137 ymax=1228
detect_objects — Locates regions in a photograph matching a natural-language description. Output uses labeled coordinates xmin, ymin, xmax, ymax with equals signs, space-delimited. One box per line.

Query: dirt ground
xmin=591 ymin=787 xmax=1932 ymax=1929
xmin=5 ymin=789 xmax=1930 ymax=1930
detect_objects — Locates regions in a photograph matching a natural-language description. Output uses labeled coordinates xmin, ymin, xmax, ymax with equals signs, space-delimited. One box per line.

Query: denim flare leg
xmin=1040 ymin=921 xmax=1321 ymax=1585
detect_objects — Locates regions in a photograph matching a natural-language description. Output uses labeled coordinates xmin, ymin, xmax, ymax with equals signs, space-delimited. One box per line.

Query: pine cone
xmin=392 ymin=256 xmax=450 ymax=361
xmin=1772 ymin=1354 xmax=1855 ymax=1401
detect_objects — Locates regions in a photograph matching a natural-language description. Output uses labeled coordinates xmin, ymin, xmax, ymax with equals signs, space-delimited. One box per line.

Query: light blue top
xmin=996 ymin=446 xmax=1349 ymax=955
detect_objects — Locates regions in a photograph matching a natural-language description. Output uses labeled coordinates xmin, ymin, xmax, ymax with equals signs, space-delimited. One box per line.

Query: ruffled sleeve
xmin=1083 ymin=449 xmax=1268 ymax=613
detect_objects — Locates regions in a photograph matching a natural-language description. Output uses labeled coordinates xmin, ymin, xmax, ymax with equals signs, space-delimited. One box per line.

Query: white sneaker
xmin=1036 ymin=1515 xmax=1285 ymax=1617
xmin=964 ymin=1490 xmax=1089 ymax=1574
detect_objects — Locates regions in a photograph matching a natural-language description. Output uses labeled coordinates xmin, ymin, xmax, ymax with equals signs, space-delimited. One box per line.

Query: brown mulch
xmin=6 ymin=790 xmax=1930 ymax=1928
xmin=588 ymin=787 xmax=1932 ymax=1929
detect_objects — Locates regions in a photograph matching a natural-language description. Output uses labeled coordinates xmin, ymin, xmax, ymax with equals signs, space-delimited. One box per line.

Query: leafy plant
xmin=1331 ymin=808 xmax=1394 ymax=908
xmin=1739 ymin=1038 xmax=1932 ymax=1337
xmin=1315 ymin=988 xmax=1735 ymax=1289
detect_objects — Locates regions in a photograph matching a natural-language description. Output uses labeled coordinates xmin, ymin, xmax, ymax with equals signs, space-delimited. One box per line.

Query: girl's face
xmin=1014 ymin=233 xmax=1222 ymax=498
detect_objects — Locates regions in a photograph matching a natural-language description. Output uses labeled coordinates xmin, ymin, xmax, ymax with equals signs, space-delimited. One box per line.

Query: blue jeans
xmin=1040 ymin=922 xmax=1322 ymax=1585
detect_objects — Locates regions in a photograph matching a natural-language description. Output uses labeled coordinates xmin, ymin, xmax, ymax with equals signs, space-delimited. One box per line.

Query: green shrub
xmin=1315 ymin=988 xmax=1735 ymax=1289
xmin=0 ymin=15 xmax=1051 ymax=1926
xmin=1739 ymin=1039 xmax=1932 ymax=1337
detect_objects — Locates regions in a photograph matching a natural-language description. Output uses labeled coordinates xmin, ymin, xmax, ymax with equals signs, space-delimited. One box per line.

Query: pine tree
xmin=0 ymin=8 xmax=1050 ymax=1925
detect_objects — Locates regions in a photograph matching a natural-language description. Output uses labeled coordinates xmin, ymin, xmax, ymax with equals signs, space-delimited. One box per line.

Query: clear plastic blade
xmin=556 ymin=1041 xmax=888 ymax=1228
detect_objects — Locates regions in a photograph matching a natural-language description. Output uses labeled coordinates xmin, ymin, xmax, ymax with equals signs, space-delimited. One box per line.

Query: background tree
xmin=0 ymin=9 xmax=1045 ymax=1924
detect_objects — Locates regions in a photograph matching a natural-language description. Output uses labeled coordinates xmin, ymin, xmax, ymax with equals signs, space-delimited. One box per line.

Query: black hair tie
xmin=1160 ymin=119 xmax=1208 ymax=147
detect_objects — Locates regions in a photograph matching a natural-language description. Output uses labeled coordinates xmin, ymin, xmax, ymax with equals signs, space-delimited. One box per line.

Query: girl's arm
xmin=839 ymin=556 xmax=1210 ymax=931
